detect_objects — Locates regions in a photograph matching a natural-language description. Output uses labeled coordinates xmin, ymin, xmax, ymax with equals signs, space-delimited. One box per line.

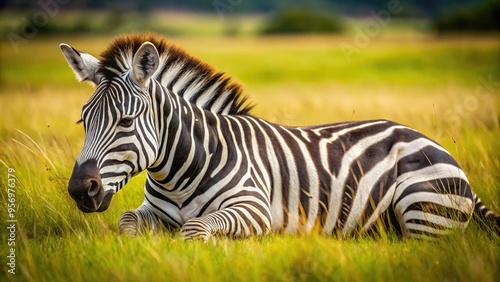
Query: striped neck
xmin=147 ymin=79 xmax=218 ymax=191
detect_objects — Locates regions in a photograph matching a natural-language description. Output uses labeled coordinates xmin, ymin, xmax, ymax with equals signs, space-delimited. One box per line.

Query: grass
xmin=0 ymin=29 xmax=499 ymax=281
xmin=12 ymin=231 xmax=499 ymax=282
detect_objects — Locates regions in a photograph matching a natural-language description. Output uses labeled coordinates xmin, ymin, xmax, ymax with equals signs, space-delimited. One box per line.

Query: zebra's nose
xmin=68 ymin=159 xmax=103 ymax=212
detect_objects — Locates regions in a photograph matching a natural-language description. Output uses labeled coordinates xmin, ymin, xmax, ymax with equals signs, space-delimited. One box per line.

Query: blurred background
xmin=1 ymin=0 xmax=499 ymax=37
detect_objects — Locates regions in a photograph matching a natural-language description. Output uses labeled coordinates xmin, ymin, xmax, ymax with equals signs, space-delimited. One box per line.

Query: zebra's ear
xmin=131 ymin=42 xmax=160 ymax=88
xmin=60 ymin=43 xmax=101 ymax=85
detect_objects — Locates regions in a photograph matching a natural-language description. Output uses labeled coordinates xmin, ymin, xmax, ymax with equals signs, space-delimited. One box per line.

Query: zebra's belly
xmin=268 ymin=183 xmax=397 ymax=236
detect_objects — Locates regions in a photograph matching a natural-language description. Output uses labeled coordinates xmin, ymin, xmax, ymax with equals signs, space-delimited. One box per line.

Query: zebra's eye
xmin=119 ymin=117 xmax=134 ymax=127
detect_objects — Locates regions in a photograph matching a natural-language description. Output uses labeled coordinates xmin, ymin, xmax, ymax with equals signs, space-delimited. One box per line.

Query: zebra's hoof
xmin=118 ymin=210 xmax=141 ymax=236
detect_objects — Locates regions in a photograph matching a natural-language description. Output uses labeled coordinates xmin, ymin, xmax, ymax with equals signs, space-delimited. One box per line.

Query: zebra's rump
xmin=256 ymin=119 xmax=475 ymax=238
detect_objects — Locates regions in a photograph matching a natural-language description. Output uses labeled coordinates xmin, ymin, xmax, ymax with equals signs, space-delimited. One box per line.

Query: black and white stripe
xmin=74 ymin=74 xmax=159 ymax=194
xmin=138 ymin=78 xmax=482 ymax=240
xmin=61 ymin=34 xmax=499 ymax=240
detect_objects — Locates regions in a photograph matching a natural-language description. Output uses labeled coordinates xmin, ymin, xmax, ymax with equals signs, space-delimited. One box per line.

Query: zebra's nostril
xmin=87 ymin=179 xmax=101 ymax=197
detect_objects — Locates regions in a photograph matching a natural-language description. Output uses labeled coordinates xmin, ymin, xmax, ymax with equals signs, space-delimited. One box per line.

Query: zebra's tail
xmin=472 ymin=194 xmax=500 ymax=236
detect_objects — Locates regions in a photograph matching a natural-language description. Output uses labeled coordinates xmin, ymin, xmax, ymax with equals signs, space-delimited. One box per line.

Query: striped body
xmin=60 ymin=33 xmax=498 ymax=241
xmin=141 ymin=79 xmax=473 ymax=239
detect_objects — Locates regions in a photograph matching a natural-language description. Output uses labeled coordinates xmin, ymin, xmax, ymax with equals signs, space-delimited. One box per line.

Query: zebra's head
xmin=60 ymin=42 xmax=161 ymax=213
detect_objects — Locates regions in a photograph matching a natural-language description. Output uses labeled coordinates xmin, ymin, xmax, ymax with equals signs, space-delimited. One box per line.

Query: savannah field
xmin=0 ymin=12 xmax=499 ymax=282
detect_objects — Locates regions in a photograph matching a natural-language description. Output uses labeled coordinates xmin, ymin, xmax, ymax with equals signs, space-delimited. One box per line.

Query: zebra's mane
xmin=98 ymin=33 xmax=252 ymax=115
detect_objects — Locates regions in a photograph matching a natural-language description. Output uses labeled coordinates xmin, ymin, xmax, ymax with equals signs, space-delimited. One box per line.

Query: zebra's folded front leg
xmin=180 ymin=204 xmax=272 ymax=242
xmin=118 ymin=205 xmax=161 ymax=235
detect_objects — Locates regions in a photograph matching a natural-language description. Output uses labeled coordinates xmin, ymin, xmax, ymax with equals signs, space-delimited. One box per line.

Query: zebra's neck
xmin=147 ymin=79 xmax=219 ymax=192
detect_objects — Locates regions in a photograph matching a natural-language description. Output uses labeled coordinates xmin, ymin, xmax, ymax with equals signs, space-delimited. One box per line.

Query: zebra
xmin=60 ymin=33 xmax=499 ymax=241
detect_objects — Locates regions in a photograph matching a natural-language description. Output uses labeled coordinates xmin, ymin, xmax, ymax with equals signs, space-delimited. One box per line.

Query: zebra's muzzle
xmin=68 ymin=159 xmax=114 ymax=213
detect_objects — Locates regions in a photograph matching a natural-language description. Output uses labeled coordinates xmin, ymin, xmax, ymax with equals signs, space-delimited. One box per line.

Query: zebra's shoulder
xmin=99 ymin=32 xmax=252 ymax=115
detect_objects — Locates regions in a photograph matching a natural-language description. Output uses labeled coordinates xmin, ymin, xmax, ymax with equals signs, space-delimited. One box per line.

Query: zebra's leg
xmin=180 ymin=204 xmax=272 ymax=242
xmin=118 ymin=204 xmax=161 ymax=235
xmin=393 ymin=180 xmax=474 ymax=239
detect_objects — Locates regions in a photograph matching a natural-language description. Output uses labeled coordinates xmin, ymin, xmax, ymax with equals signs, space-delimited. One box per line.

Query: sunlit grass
xmin=0 ymin=33 xmax=499 ymax=282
